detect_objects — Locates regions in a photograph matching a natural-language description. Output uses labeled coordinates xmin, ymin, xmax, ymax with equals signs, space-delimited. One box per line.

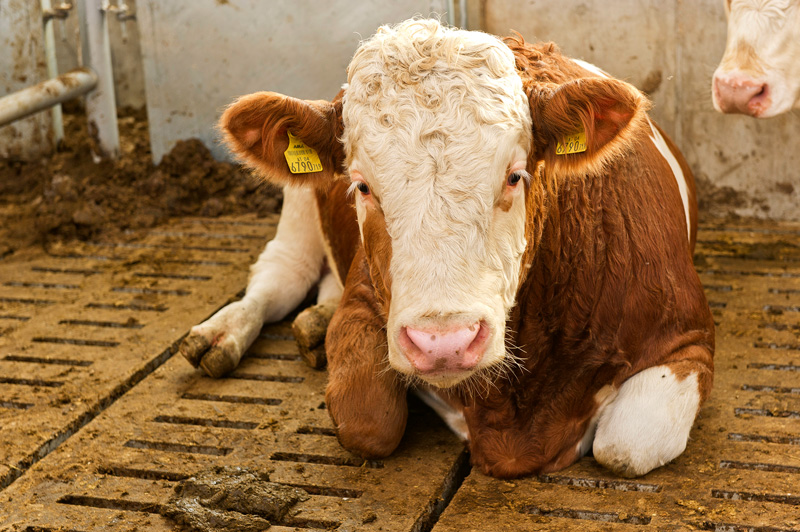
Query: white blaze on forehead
xmin=648 ymin=120 xmax=691 ymax=243
xmin=342 ymin=20 xmax=531 ymax=305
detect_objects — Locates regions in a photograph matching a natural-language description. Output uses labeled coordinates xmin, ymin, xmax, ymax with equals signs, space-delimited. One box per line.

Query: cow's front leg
xmin=592 ymin=353 xmax=713 ymax=477
xmin=325 ymin=254 xmax=407 ymax=458
xmin=179 ymin=186 xmax=327 ymax=377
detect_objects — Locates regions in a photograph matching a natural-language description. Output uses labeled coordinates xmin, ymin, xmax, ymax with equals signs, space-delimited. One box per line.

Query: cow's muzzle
xmin=712 ymin=73 xmax=770 ymax=117
xmin=398 ymin=320 xmax=491 ymax=379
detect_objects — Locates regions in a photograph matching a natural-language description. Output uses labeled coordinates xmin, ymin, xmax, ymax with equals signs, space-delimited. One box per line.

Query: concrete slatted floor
xmin=0 ymin=216 xmax=799 ymax=531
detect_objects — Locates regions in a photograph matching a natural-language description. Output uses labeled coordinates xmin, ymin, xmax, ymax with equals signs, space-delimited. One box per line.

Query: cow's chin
xmin=413 ymin=368 xmax=478 ymax=389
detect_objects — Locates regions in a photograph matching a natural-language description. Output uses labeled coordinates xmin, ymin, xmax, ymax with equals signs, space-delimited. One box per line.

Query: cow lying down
xmin=179 ymin=19 xmax=715 ymax=479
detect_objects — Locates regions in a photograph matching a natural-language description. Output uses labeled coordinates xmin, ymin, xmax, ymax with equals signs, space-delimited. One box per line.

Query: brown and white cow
xmin=180 ymin=19 xmax=714 ymax=479
xmin=712 ymin=0 xmax=800 ymax=117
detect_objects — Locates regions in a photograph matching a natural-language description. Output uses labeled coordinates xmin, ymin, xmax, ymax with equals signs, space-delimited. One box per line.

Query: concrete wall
xmin=137 ymin=0 xmax=451 ymax=163
xmin=0 ymin=0 xmax=53 ymax=159
xmin=483 ymin=0 xmax=800 ymax=220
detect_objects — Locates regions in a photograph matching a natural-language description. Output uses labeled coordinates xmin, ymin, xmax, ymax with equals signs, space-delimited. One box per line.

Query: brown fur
xmin=362 ymin=207 xmax=393 ymax=310
xmin=220 ymin=36 xmax=714 ymax=479
xmin=324 ymin=247 xmax=407 ymax=457
xmin=314 ymin=179 xmax=359 ymax=285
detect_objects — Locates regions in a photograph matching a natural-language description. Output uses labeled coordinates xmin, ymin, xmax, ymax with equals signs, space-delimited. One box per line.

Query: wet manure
xmin=161 ymin=466 xmax=309 ymax=531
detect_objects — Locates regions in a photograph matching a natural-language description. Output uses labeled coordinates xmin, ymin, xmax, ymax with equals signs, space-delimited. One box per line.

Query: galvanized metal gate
xmin=0 ymin=216 xmax=798 ymax=531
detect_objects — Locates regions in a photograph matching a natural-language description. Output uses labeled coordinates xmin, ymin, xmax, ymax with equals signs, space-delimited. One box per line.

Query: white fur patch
xmin=648 ymin=120 xmax=691 ymax=242
xmin=572 ymin=58 xmax=610 ymax=78
xmin=413 ymin=386 xmax=469 ymax=441
xmin=592 ymin=366 xmax=701 ymax=477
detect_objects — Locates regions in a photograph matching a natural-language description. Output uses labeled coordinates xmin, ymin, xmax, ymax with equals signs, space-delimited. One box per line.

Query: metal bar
xmin=77 ymin=0 xmax=120 ymax=159
xmin=0 ymin=68 xmax=97 ymax=128
xmin=41 ymin=0 xmax=65 ymax=145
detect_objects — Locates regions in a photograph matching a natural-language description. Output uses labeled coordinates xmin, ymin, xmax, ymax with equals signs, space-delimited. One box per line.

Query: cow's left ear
xmin=529 ymin=77 xmax=649 ymax=178
xmin=219 ymin=90 xmax=345 ymax=188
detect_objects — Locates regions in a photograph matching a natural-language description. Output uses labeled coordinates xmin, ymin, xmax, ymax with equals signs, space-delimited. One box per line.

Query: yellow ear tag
xmin=284 ymin=132 xmax=323 ymax=174
xmin=556 ymin=128 xmax=588 ymax=155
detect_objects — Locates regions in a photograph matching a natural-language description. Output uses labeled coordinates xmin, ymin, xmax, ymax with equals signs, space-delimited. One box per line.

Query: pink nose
xmin=713 ymin=75 xmax=769 ymax=116
xmin=399 ymin=322 xmax=489 ymax=374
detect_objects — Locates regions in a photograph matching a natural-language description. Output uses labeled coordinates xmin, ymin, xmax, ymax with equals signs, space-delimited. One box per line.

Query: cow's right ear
xmin=219 ymin=91 xmax=345 ymax=188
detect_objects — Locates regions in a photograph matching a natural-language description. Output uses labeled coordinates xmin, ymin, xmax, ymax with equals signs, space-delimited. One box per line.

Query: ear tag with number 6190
xmin=284 ymin=132 xmax=323 ymax=174
xmin=556 ymin=127 xmax=588 ymax=155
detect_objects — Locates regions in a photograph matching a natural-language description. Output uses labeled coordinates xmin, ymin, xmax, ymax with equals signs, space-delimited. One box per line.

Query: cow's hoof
xmin=178 ymin=300 xmax=265 ymax=377
xmin=292 ymin=303 xmax=336 ymax=369
xmin=198 ymin=344 xmax=241 ymax=378
xmin=178 ymin=333 xmax=211 ymax=368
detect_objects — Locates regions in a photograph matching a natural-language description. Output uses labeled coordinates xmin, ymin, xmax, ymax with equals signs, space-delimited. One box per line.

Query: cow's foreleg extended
xmin=325 ymin=252 xmax=408 ymax=458
xmin=179 ymin=186 xmax=327 ymax=377
xmin=592 ymin=352 xmax=712 ymax=477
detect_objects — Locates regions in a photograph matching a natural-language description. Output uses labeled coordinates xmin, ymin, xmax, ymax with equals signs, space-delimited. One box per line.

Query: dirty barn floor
xmin=0 ymin=214 xmax=799 ymax=531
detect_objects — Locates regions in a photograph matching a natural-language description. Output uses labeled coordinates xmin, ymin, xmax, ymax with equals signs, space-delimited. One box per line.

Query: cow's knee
xmin=593 ymin=364 xmax=702 ymax=477
xmin=326 ymin=378 xmax=407 ymax=458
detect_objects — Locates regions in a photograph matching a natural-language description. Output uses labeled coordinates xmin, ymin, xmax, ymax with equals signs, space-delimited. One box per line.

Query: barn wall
xmin=54 ymin=0 xmax=147 ymax=110
xmin=136 ymin=0 xmax=451 ymax=163
xmin=483 ymin=0 xmax=800 ymax=220
xmin=0 ymin=0 xmax=53 ymax=159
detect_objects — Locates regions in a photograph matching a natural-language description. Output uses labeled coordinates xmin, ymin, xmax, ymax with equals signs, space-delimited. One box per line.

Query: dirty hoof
xmin=292 ymin=303 xmax=336 ymax=369
xmin=178 ymin=333 xmax=211 ymax=368
xmin=162 ymin=466 xmax=309 ymax=531
xmin=198 ymin=344 xmax=241 ymax=378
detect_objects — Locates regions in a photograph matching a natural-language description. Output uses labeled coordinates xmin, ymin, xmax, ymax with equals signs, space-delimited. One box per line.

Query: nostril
xmin=405 ymin=324 xmax=479 ymax=357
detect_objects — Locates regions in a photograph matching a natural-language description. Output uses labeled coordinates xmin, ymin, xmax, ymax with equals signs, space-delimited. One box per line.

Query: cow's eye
xmin=356 ymin=182 xmax=371 ymax=195
xmin=507 ymin=171 xmax=524 ymax=187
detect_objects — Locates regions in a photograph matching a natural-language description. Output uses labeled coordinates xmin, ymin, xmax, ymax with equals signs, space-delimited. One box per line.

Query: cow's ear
xmin=219 ymin=91 xmax=344 ymax=188
xmin=529 ymin=78 xmax=648 ymax=179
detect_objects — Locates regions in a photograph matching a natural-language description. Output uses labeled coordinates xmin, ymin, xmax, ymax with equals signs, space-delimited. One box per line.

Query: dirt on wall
xmin=0 ymin=105 xmax=282 ymax=258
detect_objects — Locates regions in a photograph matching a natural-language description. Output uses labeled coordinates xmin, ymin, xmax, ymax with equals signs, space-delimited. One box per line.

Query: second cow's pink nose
xmin=401 ymin=323 xmax=486 ymax=373
xmin=713 ymin=75 xmax=768 ymax=116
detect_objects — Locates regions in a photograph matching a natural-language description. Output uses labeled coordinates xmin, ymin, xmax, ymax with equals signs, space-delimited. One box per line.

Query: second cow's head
xmin=221 ymin=19 xmax=646 ymax=389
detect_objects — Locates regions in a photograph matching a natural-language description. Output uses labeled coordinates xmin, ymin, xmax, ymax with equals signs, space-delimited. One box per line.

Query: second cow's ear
xmin=529 ymin=77 xmax=648 ymax=179
xmin=219 ymin=91 xmax=345 ymax=188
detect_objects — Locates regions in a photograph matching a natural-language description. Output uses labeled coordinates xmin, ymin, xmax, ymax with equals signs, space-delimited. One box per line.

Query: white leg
xmin=592 ymin=365 xmax=701 ymax=477
xmin=317 ymin=270 xmax=343 ymax=306
xmin=179 ymin=185 xmax=326 ymax=377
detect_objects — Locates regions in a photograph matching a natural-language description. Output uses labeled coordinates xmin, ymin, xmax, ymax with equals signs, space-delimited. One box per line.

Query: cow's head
xmin=712 ymin=0 xmax=800 ymax=117
xmin=220 ymin=20 xmax=646 ymax=389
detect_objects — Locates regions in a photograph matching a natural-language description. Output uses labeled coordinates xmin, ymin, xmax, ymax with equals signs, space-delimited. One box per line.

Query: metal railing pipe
xmin=0 ymin=68 xmax=97 ymax=128
xmin=78 ymin=0 xmax=120 ymax=159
